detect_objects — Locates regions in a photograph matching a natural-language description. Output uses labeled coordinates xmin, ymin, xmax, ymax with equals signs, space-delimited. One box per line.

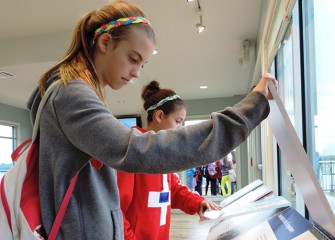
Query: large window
xmin=303 ymin=0 xmax=335 ymax=212
xmin=271 ymin=0 xmax=335 ymax=218
xmin=275 ymin=2 xmax=304 ymax=213
xmin=0 ymin=122 xmax=18 ymax=178
xmin=181 ymin=118 xmax=208 ymax=194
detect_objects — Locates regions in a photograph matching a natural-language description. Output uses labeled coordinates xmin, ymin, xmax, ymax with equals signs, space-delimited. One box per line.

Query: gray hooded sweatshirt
xmin=27 ymin=76 xmax=269 ymax=239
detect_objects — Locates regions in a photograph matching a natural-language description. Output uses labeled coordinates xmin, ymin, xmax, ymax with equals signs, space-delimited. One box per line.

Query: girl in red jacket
xmin=117 ymin=80 xmax=221 ymax=240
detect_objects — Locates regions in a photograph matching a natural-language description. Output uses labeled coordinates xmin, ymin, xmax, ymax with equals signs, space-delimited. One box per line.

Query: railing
xmin=319 ymin=161 xmax=335 ymax=192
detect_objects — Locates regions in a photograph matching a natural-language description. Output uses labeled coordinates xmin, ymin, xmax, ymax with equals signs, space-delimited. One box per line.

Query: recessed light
xmin=153 ymin=50 xmax=158 ymax=55
xmin=118 ymin=100 xmax=125 ymax=104
xmin=200 ymin=86 xmax=208 ymax=89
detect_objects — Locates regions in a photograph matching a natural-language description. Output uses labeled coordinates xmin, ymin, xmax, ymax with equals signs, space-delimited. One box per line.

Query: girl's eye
xmin=130 ymin=57 xmax=138 ymax=63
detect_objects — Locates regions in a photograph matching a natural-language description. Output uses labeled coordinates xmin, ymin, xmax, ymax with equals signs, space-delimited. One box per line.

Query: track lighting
xmin=195 ymin=0 xmax=205 ymax=33
xmin=196 ymin=15 xmax=205 ymax=33
xmin=186 ymin=0 xmax=205 ymax=33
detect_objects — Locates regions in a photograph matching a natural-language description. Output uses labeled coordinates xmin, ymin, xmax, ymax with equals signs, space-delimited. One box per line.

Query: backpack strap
xmin=48 ymin=174 xmax=79 ymax=240
xmin=11 ymin=139 xmax=32 ymax=161
xmin=48 ymin=158 xmax=103 ymax=239
xmin=32 ymin=80 xmax=62 ymax=141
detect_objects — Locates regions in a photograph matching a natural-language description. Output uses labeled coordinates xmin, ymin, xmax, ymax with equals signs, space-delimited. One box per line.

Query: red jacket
xmin=117 ymin=127 xmax=204 ymax=240
xmin=215 ymin=160 xmax=222 ymax=179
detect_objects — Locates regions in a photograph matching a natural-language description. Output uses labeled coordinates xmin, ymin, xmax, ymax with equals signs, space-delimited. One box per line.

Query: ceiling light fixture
xmin=196 ymin=15 xmax=205 ymax=33
xmin=186 ymin=0 xmax=194 ymax=2
xmin=200 ymin=85 xmax=208 ymax=89
xmin=195 ymin=0 xmax=205 ymax=33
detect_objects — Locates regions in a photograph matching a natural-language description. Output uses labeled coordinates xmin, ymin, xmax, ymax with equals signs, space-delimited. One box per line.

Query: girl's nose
xmin=131 ymin=67 xmax=141 ymax=79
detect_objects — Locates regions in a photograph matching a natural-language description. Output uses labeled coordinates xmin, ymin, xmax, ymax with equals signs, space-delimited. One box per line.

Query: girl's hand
xmin=198 ymin=200 xmax=222 ymax=221
xmin=252 ymin=73 xmax=278 ymax=100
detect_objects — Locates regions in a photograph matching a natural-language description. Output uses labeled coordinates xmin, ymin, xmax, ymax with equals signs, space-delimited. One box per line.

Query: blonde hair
xmin=39 ymin=1 xmax=156 ymax=102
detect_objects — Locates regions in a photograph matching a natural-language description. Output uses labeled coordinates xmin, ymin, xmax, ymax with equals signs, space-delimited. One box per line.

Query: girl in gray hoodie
xmin=27 ymin=1 xmax=277 ymax=239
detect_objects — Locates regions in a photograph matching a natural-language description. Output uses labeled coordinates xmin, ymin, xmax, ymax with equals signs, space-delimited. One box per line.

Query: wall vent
xmin=0 ymin=71 xmax=15 ymax=78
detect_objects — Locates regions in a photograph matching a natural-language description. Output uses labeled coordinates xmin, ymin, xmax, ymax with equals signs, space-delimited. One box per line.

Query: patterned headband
xmin=146 ymin=95 xmax=181 ymax=113
xmin=94 ymin=16 xmax=151 ymax=40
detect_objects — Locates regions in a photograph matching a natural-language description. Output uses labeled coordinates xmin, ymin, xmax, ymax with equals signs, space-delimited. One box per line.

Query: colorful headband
xmin=146 ymin=95 xmax=181 ymax=112
xmin=94 ymin=16 xmax=151 ymax=40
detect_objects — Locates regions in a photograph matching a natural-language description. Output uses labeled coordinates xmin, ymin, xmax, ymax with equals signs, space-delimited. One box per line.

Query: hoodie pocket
xmin=111 ymin=209 xmax=124 ymax=239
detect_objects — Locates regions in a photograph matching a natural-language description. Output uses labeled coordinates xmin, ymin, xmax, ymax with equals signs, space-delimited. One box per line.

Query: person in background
xmin=215 ymin=160 xmax=223 ymax=195
xmin=26 ymin=0 xmax=277 ymax=237
xmin=186 ymin=168 xmax=196 ymax=190
xmin=221 ymin=153 xmax=233 ymax=195
xmin=205 ymin=162 xmax=219 ymax=196
xmin=204 ymin=164 xmax=211 ymax=196
xmin=117 ymin=80 xmax=221 ymax=240
xmin=230 ymin=152 xmax=238 ymax=194
xmin=194 ymin=166 xmax=205 ymax=195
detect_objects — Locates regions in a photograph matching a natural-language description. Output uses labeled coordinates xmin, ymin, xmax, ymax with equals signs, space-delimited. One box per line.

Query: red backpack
xmin=0 ymin=81 xmax=102 ymax=239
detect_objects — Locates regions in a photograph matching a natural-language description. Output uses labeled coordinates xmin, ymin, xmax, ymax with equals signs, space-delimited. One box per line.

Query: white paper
xmin=267 ymin=81 xmax=335 ymax=236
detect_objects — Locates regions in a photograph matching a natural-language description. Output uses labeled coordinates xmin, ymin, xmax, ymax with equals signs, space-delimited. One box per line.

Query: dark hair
xmin=39 ymin=1 xmax=156 ymax=101
xmin=141 ymin=80 xmax=186 ymax=122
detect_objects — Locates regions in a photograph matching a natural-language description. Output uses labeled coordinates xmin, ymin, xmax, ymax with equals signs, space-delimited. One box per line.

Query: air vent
xmin=0 ymin=71 xmax=15 ymax=78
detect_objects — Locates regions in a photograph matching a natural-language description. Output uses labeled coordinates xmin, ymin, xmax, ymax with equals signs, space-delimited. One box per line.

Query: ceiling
xmin=0 ymin=0 xmax=264 ymax=116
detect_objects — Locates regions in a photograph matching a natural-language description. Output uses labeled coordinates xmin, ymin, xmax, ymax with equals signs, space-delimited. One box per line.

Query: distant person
xmin=221 ymin=153 xmax=233 ymax=195
xmin=229 ymin=151 xmax=237 ymax=194
xmin=117 ymin=80 xmax=221 ymax=239
xmin=194 ymin=166 xmax=205 ymax=195
xmin=215 ymin=160 xmax=223 ymax=195
xmin=205 ymin=162 xmax=220 ymax=196
xmin=204 ymin=164 xmax=211 ymax=196
xmin=186 ymin=168 xmax=196 ymax=190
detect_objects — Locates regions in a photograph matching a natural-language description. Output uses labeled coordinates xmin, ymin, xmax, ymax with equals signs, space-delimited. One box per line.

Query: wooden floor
xmin=169 ymin=196 xmax=224 ymax=239
xmin=170 ymin=210 xmax=212 ymax=240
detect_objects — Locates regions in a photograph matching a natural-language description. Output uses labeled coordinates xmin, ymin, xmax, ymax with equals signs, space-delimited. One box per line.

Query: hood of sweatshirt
xmin=26 ymin=72 xmax=59 ymax=126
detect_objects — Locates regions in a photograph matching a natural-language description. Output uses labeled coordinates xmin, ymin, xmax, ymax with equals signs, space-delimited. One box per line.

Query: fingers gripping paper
xmin=267 ymin=81 xmax=335 ymax=236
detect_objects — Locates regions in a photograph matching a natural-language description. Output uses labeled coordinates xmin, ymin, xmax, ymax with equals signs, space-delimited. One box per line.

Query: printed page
xmin=206 ymin=207 xmax=288 ymax=240
xmin=225 ymin=184 xmax=273 ymax=208
xmin=219 ymin=179 xmax=264 ymax=207
xmin=232 ymin=207 xmax=318 ymax=240
xmin=267 ymin=81 xmax=335 ymax=236
xmin=204 ymin=196 xmax=290 ymax=221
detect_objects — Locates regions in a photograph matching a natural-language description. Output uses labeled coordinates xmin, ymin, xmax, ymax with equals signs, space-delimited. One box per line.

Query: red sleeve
xmin=117 ymin=171 xmax=137 ymax=240
xmin=170 ymin=173 xmax=204 ymax=214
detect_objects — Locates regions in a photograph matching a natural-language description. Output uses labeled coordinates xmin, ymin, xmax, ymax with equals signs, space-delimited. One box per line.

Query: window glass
xmin=0 ymin=125 xmax=13 ymax=138
xmin=303 ymin=0 xmax=335 ymax=212
xmin=275 ymin=2 xmax=303 ymax=213
xmin=0 ymin=124 xmax=17 ymax=179
xmin=183 ymin=119 xmax=208 ymax=195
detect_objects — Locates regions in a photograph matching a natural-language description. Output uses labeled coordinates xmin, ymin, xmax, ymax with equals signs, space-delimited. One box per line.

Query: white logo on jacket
xmin=148 ymin=174 xmax=171 ymax=226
